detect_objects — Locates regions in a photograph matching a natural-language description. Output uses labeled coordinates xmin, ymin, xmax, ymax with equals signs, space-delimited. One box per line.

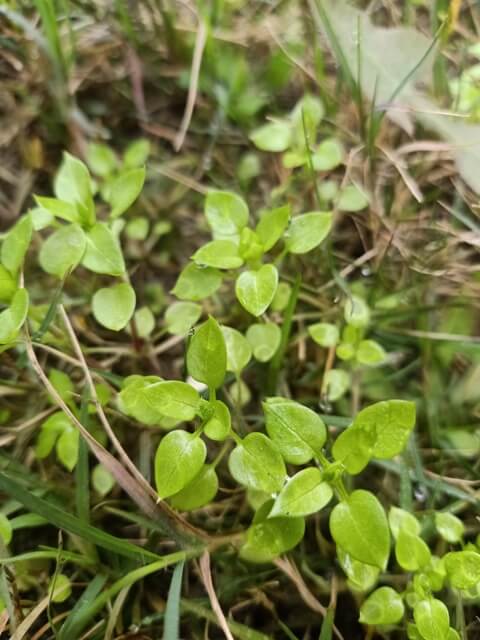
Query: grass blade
xmin=0 ymin=471 xmax=160 ymax=562
xmin=163 ymin=560 xmax=185 ymax=640
xmin=63 ymin=552 xmax=190 ymax=639
xmin=267 ymin=274 xmax=301 ymax=395
xmin=76 ymin=387 xmax=91 ymax=522
xmin=58 ymin=574 xmax=108 ymax=640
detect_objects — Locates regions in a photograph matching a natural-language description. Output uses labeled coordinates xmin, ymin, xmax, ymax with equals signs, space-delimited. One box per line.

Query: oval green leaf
xmin=169 ymin=465 xmax=218 ymax=511
xmin=164 ymin=301 xmax=202 ymax=336
xmin=235 ymin=264 xmax=278 ymax=317
xmin=39 ymin=223 xmax=86 ymax=278
xmin=228 ymin=432 xmax=286 ymax=493
xmin=92 ymin=283 xmax=136 ymax=331
xmin=270 ymin=467 xmax=333 ymax=518
xmin=413 ymin=599 xmax=450 ymax=640
xmin=285 ymin=212 xmax=332 ymax=254
xmin=172 ymin=263 xmax=222 ymax=301
xmin=246 ymin=322 xmax=281 ymax=362
xmin=222 ymin=326 xmax=252 ymax=373
xmin=359 ymin=586 xmax=404 ymax=626
xmin=264 ymin=397 xmax=326 ymax=464
xmin=330 ymin=490 xmax=390 ymax=570
xmin=108 ymin=167 xmax=146 ymax=219
xmin=186 ymin=316 xmax=227 ymax=389
xmin=82 ymin=222 xmax=125 ymax=276
xmin=1 ymin=214 xmax=33 ymax=276
xmin=192 ymin=240 xmax=243 ymax=270
xmin=205 ymin=190 xmax=249 ymax=238
xmin=155 ymin=430 xmax=207 ymax=499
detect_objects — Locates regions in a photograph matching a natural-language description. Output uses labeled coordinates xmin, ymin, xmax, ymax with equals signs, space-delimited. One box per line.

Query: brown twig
xmin=174 ymin=18 xmax=207 ymax=151
xmin=199 ymin=551 xmax=235 ymax=640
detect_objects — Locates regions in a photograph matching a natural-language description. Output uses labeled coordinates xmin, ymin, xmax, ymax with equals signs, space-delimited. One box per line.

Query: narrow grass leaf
xmin=163 ymin=560 xmax=185 ymax=640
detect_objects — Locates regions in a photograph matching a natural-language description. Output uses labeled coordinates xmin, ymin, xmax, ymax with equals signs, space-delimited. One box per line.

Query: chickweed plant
xmin=0 ymin=136 xmax=478 ymax=640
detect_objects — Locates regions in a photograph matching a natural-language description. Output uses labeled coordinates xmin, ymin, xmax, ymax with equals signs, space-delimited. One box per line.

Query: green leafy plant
xmin=2 ymin=139 xmax=478 ymax=640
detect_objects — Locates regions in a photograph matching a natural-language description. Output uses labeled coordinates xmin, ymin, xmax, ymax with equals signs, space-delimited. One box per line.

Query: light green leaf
xmin=54 ymin=152 xmax=95 ymax=226
xmin=132 ymin=306 xmax=155 ymax=338
xmin=240 ymin=516 xmax=305 ymax=563
xmin=86 ymin=142 xmax=117 ymax=176
xmin=222 ymin=326 xmax=252 ymax=373
xmin=344 ymin=295 xmax=370 ymax=328
xmin=290 ymin=94 xmax=324 ymax=148
xmin=413 ymin=599 xmax=450 ymax=640
xmin=238 ymin=228 xmax=264 ymax=263
xmin=0 ymin=265 xmax=16 ymax=304
xmin=228 ymin=432 xmax=286 ymax=493
xmin=164 ymin=301 xmax=201 ymax=336
xmin=256 ymin=205 xmax=291 ymax=251
xmin=192 ymin=240 xmax=243 ymax=270
xmin=36 ymin=412 xmax=71 ymax=458
xmin=31 ymin=206 xmax=54 ymax=230
xmin=56 ymin=428 xmax=79 ymax=471
xmin=444 ymin=551 xmax=480 ymax=589
xmin=270 ymin=468 xmax=333 ymax=518
xmin=187 ymin=316 xmax=227 ymax=389
xmin=125 ymin=217 xmax=149 ymax=241
xmin=250 ymin=121 xmax=292 ymax=152
xmin=108 ymin=167 xmax=145 ymax=218
xmin=282 ymin=150 xmax=307 ymax=168
xmin=0 ymin=514 xmax=12 ymax=545
xmin=171 ymin=263 xmax=222 ymax=301
xmin=205 ymin=190 xmax=249 ymax=238
xmin=389 ymin=506 xmax=421 ymax=539
xmin=285 ymin=212 xmax=332 ymax=254
xmin=318 ymin=180 xmax=338 ymax=202
xmin=353 ymin=399 xmax=416 ymax=459
xmin=312 ymin=138 xmax=344 ymax=171
xmin=0 ymin=288 xmax=29 ymax=344
xmin=49 ymin=574 xmax=72 ymax=603
xmin=154 ymin=430 xmax=206 ymax=499
xmin=49 ymin=369 xmax=74 ymax=404
xmin=1 ymin=214 xmax=33 ymax=275
xmin=336 ymin=342 xmax=356 ymax=361
xmin=169 ymin=465 xmax=218 ymax=511
xmin=337 ymin=547 xmax=379 ymax=592
xmin=228 ymin=378 xmax=251 ymax=407
xmin=330 ymin=490 xmax=390 ymax=569
xmin=237 ymin=151 xmax=261 ymax=185
xmin=395 ymin=530 xmax=431 ymax=571
xmin=34 ymin=196 xmax=79 ymax=223
xmin=308 ymin=322 xmax=339 ymax=347
xmin=82 ymin=222 xmax=125 ymax=276
xmin=39 ymin=223 xmax=86 ymax=278
xmin=246 ymin=322 xmax=281 ymax=362
xmin=92 ymin=464 xmax=115 ymax=497
xmin=435 ymin=512 xmax=464 ymax=544
xmin=359 ymin=586 xmax=404 ymax=626
xmin=203 ymin=400 xmax=231 ymax=441
xmin=337 ymin=184 xmax=369 ymax=212
xmin=235 ymin=264 xmax=278 ymax=316
xmin=92 ymin=283 xmax=136 ymax=331
xmin=356 ymin=339 xmax=387 ymax=366
xmin=264 ymin=397 xmax=326 ymax=464
xmin=141 ymin=380 xmax=200 ymax=422
xmin=444 ymin=429 xmax=480 ymax=459
xmin=270 ymin=281 xmax=292 ymax=312
xmin=123 ymin=139 xmax=150 ymax=168
xmin=332 ymin=426 xmax=372 ymax=474
xmin=119 ymin=375 xmax=166 ymax=425
xmin=323 ymin=369 xmax=350 ymax=402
